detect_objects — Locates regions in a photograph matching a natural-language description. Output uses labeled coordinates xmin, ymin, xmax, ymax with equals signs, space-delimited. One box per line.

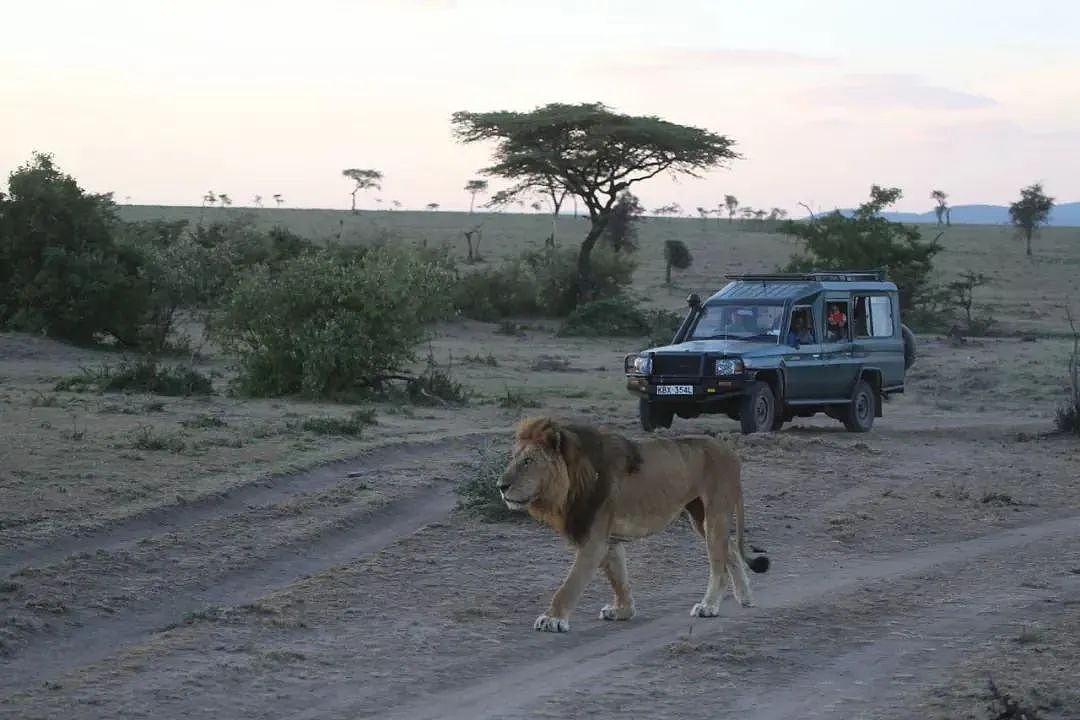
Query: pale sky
xmin=4 ymin=0 xmax=1079 ymax=214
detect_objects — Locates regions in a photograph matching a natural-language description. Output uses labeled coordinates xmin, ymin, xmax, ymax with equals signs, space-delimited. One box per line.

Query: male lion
xmin=496 ymin=415 xmax=770 ymax=633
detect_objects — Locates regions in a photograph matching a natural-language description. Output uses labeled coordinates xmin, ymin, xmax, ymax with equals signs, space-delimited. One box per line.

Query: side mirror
xmin=686 ymin=293 xmax=701 ymax=309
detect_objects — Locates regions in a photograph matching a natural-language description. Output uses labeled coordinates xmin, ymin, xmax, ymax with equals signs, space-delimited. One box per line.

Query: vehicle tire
xmin=739 ymin=381 xmax=776 ymax=435
xmin=639 ymin=399 xmax=673 ymax=432
xmin=842 ymin=379 xmax=875 ymax=433
xmin=901 ymin=323 xmax=917 ymax=371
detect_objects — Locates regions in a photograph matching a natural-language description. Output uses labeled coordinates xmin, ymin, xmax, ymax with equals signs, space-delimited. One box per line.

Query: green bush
xmin=301 ymin=409 xmax=376 ymax=437
xmin=0 ymin=152 xmax=154 ymax=346
xmin=210 ymin=245 xmax=454 ymax=399
xmin=454 ymin=245 xmax=636 ymax=321
xmin=557 ymin=296 xmax=682 ymax=342
xmin=454 ymin=444 xmax=524 ymax=522
xmin=54 ymin=357 xmax=213 ymax=396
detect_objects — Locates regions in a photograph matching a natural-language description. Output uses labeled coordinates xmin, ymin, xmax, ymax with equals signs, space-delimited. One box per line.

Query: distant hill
xmin=807 ymin=201 xmax=1080 ymax=227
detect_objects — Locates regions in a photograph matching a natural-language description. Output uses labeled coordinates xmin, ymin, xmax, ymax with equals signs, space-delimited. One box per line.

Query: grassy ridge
xmin=117 ymin=205 xmax=1080 ymax=335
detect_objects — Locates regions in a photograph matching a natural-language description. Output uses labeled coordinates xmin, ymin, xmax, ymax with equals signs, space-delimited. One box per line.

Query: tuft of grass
xmin=180 ymin=413 xmax=228 ymax=429
xmin=55 ymin=358 xmax=213 ymax=397
xmin=130 ymin=426 xmax=187 ymax=453
xmin=462 ymin=352 xmax=498 ymax=367
xmin=301 ymin=409 xmax=376 ymax=437
xmin=454 ymin=444 xmax=523 ymax=523
xmin=497 ymin=387 xmax=541 ymax=410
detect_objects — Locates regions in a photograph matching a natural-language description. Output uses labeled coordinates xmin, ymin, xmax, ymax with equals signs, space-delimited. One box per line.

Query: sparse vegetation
xmin=54 ymin=358 xmax=213 ymax=396
xmin=1056 ymin=306 xmax=1080 ymax=435
xmin=300 ymin=409 xmax=377 ymax=437
xmin=1009 ymin=183 xmax=1055 ymax=257
xmin=453 ymin=444 xmax=522 ymax=522
xmin=663 ymin=239 xmax=693 ymax=284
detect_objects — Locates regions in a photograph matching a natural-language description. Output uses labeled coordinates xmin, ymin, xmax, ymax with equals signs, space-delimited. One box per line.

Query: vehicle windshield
xmin=688 ymin=303 xmax=784 ymax=343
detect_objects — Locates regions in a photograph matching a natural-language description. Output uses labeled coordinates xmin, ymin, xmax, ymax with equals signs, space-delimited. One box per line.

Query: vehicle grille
xmin=651 ymin=354 xmax=703 ymax=376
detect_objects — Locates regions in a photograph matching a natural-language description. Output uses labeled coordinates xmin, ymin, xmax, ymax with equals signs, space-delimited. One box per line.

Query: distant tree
xmin=426 ymin=202 xmax=440 ymax=211
xmin=464 ymin=179 xmax=488 ymax=213
xmin=753 ymin=209 xmax=768 ymax=221
xmin=778 ymin=185 xmax=943 ymax=312
xmin=273 ymin=194 xmax=283 ymax=207
xmin=697 ymin=206 xmax=710 ymax=227
xmin=204 ymin=191 xmax=217 ymax=208
xmin=451 ymin=101 xmax=739 ymax=303
xmin=654 ymin=203 xmax=681 ymax=221
xmin=724 ymin=194 xmax=739 ymax=224
xmin=946 ymin=270 xmax=989 ymax=330
xmin=253 ymin=194 xmax=263 ymax=208
xmin=739 ymin=206 xmax=756 ymax=220
xmin=663 ymin=239 xmax=693 ymax=284
xmin=392 ymin=200 xmax=401 ymax=210
xmin=218 ymin=193 xmax=232 ymax=208
xmin=600 ymin=191 xmax=645 ymax=254
xmin=342 ymin=168 xmax=382 ymax=213
xmin=530 ymin=200 xmax=543 ymax=211
xmin=1008 ymin=182 xmax=1054 ymax=257
xmin=931 ymin=189 xmax=949 ymax=226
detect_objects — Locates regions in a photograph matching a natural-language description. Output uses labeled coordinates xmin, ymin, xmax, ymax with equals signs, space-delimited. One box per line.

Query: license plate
xmin=656 ymin=384 xmax=694 ymax=396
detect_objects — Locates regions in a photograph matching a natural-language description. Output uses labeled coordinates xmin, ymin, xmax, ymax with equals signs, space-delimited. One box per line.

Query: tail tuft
xmin=748 ymin=555 xmax=770 ymax=574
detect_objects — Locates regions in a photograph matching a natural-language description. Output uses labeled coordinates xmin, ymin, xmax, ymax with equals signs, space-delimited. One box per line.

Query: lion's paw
xmin=690 ymin=602 xmax=721 ymax=618
xmin=534 ymin=614 xmax=570 ymax=633
xmin=599 ymin=604 xmax=635 ymax=621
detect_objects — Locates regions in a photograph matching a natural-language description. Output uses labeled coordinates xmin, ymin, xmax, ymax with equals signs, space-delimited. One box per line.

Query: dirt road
xmin=2 ymin=409 xmax=1079 ymax=720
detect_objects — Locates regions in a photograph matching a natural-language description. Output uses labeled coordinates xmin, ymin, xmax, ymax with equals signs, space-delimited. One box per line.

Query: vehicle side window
xmin=853 ymin=295 xmax=895 ymax=338
xmin=786 ymin=306 xmax=816 ymax=346
xmin=825 ymin=301 xmax=850 ymax=342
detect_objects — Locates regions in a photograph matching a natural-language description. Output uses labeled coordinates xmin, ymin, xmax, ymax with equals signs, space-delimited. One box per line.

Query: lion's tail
xmin=734 ymin=493 xmax=770 ymax=574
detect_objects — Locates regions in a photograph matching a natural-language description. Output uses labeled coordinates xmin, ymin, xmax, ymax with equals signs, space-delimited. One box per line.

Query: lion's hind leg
xmin=599 ymin=543 xmax=635 ymax=621
xmin=690 ymin=505 xmax=729 ymax=618
xmin=726 ymin=536 xmax=755 ymax=607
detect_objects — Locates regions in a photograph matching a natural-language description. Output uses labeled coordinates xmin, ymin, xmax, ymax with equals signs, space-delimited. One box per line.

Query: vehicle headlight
xmin=714 ymin=358 xmax=744 ymax=376
xmin=625 ymin=354 xmax=652 ymax=375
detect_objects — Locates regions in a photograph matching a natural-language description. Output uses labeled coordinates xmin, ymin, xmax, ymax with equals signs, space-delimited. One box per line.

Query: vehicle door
xmin=780 ymin=301 xmax=824 ymax=401
xmin=817 ymin=293 xmax=860 ymax=399
xmin=852 ymin=292 xmax=905 ymax=389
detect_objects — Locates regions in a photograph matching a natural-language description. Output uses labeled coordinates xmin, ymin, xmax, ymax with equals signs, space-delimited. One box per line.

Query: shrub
xmin=1057 ymin=308 xmax=1080 ymax=436
xmin=557 ymin=295 xmax=682 ymax=342
xmin=454 ymin=444 xmax=524 ymax=522
xmin=454 ymin=245 xmax=636 ymax=321
xmin=301 ymin=409 xmax=376 ymax=437
xmin=54 ymin=357 xmax=213 ymax=396
xmin=211 ymin=245 xmax=454 ymax=399
xmin=0 ymin=152 xmax=153 ymax=346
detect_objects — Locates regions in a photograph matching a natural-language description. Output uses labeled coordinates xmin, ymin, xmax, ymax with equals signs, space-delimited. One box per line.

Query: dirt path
xmin=2 ymin=410 xmax=1078 ymax=720
xmin=351 ymin=515 xmax=1080 ymax=720
xmin=0 ymin=432 xmax=503 ymax=695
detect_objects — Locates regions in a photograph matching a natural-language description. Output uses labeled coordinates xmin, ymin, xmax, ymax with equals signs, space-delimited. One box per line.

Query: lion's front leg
xmin=535 ymin=535 xmax=608 ymax=633
xmin=599 ymin=543 xmax=635 ymax=621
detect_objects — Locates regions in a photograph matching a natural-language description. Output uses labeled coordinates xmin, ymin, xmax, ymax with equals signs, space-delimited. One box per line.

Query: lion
xmin=496 ymin=415 xmax=770 ymax=633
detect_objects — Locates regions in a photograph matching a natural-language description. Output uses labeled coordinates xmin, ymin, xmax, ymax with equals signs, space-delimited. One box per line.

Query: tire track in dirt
xmin=357 ymin=512 xmax=1080 ymax=720
xmin=0 ymin=432 xmax=504 ymax=696
xmin=0 ymin=430 xmax=503 ymax=576
xmin=727 ymin=577 xmax=1080 ymax=720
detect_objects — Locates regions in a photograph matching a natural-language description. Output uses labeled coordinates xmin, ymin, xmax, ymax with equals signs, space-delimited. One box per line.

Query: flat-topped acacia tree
xmin=450 ymin=102 xmax=740 ymax=303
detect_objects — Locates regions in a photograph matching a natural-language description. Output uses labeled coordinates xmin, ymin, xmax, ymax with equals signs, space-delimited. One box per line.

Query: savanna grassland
xmin=2 ymin=203 xmax=1079 ymax=720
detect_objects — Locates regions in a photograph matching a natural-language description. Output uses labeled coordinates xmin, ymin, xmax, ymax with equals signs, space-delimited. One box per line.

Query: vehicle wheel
xmin=842 ymin=379 xmax=875 ymax=433
xmin=902 ymin=323 xmax=917 ymax=370
xmin=739 ymin=381 xmax=776 ymax=435
xmin=639 ymin=399 xmax=673 ymax=432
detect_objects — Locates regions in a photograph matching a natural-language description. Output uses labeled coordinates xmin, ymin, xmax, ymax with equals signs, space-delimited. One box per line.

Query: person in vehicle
xmin=826 ymin=303 xmax=848 ymax=341
xmin=787 ymin=311 xmax=814 ymax=346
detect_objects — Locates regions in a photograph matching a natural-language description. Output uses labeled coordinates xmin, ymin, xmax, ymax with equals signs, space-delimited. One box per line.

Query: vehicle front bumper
xmin=625 ymin=375 xmax=748 ymax=403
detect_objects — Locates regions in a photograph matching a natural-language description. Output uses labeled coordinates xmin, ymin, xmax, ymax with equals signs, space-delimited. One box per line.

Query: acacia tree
xmin=1009 ymin=182 xmax=1054 ymax=257
xmin=451 ymin=102 xmax=739 ymax=302
xmin=663 ymin=239 xmax=693 ymax=284
xmin=426 ymin=202 xmax=440 ymax=211
xmin=464 ymin=179 xmax=488 ymax=213
xmin=273 ymin=194 xmax=283 ymax=207
xmin=931 ymin=189 xmax=949 ymax=226
xmin=724 ymin=194 xmax=739 ymax=224
xmin=342 ymin=169 xmax=382 ymax=213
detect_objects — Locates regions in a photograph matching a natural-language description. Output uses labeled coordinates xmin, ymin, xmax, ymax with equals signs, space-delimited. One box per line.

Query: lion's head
xmin=496 ymin=417 xmax=571 ymax=511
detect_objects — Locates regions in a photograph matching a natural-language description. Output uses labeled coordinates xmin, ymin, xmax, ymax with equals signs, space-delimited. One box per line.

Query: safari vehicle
xmin=624 ymin=271 xmax=917 ymax=434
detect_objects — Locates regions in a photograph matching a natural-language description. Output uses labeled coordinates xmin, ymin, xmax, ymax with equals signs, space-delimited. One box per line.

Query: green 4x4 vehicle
xmin=624 ymin=271 xmax=917 ymax=434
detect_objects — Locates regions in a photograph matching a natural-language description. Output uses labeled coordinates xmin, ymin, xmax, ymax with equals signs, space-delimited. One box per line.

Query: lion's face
xmin=497 ymin=443 xmax=562 ymax=510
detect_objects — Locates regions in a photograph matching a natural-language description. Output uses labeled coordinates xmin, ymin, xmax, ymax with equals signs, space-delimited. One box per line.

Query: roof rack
xmin=725 ymin=269 xmax=888 ymax=283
